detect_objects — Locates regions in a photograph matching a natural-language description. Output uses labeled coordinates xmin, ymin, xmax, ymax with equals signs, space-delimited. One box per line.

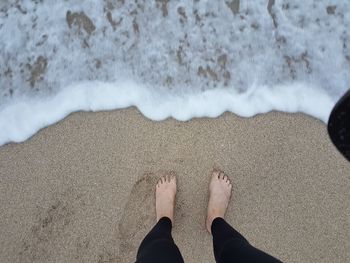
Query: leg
xmin=211 ymin=218 xmax=282 ymax=263
xmin=206 ymin=169 xmax=282 ymax=263
xmin=136 ymin=174 xmax=184 ymax=263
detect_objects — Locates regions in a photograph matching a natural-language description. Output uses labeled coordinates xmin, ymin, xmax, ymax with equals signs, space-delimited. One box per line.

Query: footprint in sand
xmin=18 ymin=188 xmax=85 ymax=263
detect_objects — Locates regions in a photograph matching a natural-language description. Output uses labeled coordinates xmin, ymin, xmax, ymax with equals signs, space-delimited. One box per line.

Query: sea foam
xmin=0 ymin=81 xmax=335 ymax=145
xmin=0 ymin=0 xmax=349 ymax=145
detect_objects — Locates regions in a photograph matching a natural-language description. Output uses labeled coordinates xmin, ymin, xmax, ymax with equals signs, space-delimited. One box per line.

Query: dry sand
xmin=0 ymin=108 xmax=349 ymax=263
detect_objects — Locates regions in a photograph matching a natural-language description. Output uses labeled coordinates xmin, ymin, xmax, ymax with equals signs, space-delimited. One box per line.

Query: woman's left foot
xmin=156 ymin=174 xmax=177 ymax=224
xmin=206 ymin=169 xmax=232 ymax=233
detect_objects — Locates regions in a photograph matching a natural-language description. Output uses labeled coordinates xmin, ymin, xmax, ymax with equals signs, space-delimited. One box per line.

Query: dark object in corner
xmin=328 ymin=89 xmax=350 ymax=162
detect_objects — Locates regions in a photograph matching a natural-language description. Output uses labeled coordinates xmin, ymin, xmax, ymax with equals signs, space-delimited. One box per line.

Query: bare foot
xmin=206 ymin=169 xmax=232 ymax=233
xmin=156 ymin=174 xmax=177 ymax=224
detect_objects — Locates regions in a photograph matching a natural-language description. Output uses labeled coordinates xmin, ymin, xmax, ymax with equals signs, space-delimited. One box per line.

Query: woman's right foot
xmin=206 ymin=169 xmax=232 ymax=233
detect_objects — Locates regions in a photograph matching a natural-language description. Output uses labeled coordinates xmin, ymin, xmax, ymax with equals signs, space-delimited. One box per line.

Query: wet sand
xmin=0 ymin=109 xmax=349 ymax=263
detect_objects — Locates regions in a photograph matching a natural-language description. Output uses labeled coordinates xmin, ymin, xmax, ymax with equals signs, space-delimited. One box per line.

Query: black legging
xmin=136 ymin=217 xmax=282 ymax=263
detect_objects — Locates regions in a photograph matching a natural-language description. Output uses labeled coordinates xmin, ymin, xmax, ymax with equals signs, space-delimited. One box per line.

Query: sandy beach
xmin=0 ymin=109 xmax=349 ymax=263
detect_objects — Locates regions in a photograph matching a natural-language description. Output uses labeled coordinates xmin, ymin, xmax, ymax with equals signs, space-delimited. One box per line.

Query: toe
xmin=212 ymin=170 xmax=220 ymax=178
xmin=217 ymin=172 xmax=221 ymax=179
xmin=156 ymin=178 xmax=162 ymax=187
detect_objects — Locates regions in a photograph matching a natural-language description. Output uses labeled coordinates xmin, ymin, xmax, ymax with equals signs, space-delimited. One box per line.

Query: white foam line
xmin=0 ymin=81 xmax=335 ymax=146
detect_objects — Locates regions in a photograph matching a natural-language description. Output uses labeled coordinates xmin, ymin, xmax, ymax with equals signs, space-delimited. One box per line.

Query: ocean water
xmin=0 ymin=0 xmax=349 ymax=145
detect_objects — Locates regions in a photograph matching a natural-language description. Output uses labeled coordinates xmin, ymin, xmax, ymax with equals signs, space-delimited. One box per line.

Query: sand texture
xmin=0 ymin=109 xmax=349 ymax=263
